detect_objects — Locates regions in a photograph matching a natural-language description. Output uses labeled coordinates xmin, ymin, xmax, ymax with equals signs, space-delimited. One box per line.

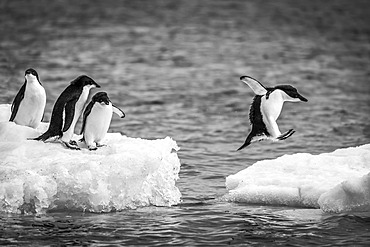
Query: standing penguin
xmin=237 ymin=76 xmax=308 ymax=151
xmin=80 ymin=92 xmax=125 ymax=150
xmin=9 ymin=68 xmax=46 ymax=128
xmin=34 ymin=75 xmax=100 ymax=150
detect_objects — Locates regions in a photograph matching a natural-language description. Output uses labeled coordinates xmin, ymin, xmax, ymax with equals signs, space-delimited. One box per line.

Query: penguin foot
xmin=88 ymin=146 xmax=98 ymax=151
xmin=277 ymin=129 xmax=295 ymax=141
xmin=88 ymin=143 xmax=105 ymax=151
xmin=63 ymin=140 xmax=81 ymax=150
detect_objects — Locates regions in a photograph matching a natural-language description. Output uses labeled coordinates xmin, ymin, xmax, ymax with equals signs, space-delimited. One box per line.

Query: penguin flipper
xmin=9 ymin=83 xmax=26 ymax=121
xmin=80 ymin=101 xmax=94 ymax=135
xmin=62 ymin=98 xmax=78 ymax=133
xmin=240 ymin=76 xmax=268 ymax=96
xmin=112 ymin=104 xmax=125 ymax=118
xmin=277 ymin=129 xmax=295 ymax=141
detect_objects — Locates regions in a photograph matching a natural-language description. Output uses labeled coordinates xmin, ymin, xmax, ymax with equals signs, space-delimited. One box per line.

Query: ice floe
xmin=225 ymin=145 xmax=370 ymax=213
xmin=0 ymin=104 xmax=181 ymax=214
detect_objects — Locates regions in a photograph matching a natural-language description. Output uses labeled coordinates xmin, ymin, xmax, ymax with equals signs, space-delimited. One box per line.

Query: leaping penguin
xmin=34 ymin=75 xmax=100 ymax=150
xmin=80 ymin=92 xmax=125 ymax=151
xmin=9 ymin=68 xmax=46 ymax=128
xmin=237 ymin=76 xmax=308 ymax=151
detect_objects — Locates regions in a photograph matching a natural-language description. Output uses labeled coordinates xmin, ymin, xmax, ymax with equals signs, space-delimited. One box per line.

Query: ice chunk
xmin=225 ymin=145 xmax=370 ymax=213
xmin=0 ymin=104 xmax=49 ymax=137
xmin=0 ymin=104 xmax=11 ymax=122
xmin=318 ymin=173 xmax=370 ymax=213
xmin=0 ymin=104 xmax=181 ymax=214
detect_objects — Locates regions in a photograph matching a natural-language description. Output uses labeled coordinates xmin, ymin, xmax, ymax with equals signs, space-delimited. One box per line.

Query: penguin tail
xmin=33 ymin=130 xmax=61 ymax=142
xmin=237 ymin=141 xmax=251 ymax=151
xmin=33 ymin=132 xmax=51 ymax=141
xmin=237 ymin=135 xmax=253 ymax=151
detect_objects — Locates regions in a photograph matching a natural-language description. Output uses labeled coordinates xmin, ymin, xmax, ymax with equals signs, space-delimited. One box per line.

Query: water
xmin=1 ymin=0 xmax=370 ymax=245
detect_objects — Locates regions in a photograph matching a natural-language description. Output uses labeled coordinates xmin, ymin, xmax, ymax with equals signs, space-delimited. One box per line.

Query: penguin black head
xmin=71 ymin=75 xmax=101 ymax=89
xmin=92 ymin=92 xmax=110 ymax=105
xmin=25 ymin=68 xmax=40 ymax=82
xmin=273 ymin=85 xmax=308 ymax=102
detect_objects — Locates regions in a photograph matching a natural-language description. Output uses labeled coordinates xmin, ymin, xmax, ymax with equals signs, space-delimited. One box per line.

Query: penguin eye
xmin=289 ymin=88 xmax=297 ymax=95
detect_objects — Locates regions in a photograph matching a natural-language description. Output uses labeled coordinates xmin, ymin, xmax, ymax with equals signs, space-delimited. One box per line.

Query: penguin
xmin=34 ymin=75 xmax=100 ymax=150
xmin=80 ymin=92 xmax=125 ymax=151
xmin=237 ymin=76 xmax=308 ymax=151
xmin=9 ymin=68 xmax=46 ymax=128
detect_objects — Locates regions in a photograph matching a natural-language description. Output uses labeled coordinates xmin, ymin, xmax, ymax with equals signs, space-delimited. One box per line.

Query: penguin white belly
xmin=84 ymin=103 xmax=113 ymax=147
xmin=14 ymin=82 xmax=46 ymax=128
xmin=261 ymin=91 xmax=284 ymax=138
xmin=61 ymin=87 xmax=90 ymax=142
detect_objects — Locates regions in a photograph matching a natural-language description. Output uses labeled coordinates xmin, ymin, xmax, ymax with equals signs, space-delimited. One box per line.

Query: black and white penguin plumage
xmin=80 ymin=92 xmax=125 ymax=151
xmin=9 ymin=68 xmax=46 ymax=128
xmin=34 ymin=75 xmax=100 ymax=150
xmin=237 ymin=76 xmax=308 ymax=151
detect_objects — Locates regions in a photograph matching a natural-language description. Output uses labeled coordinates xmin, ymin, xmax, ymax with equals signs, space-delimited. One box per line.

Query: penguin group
xmin=8 ymin=68 xmax=307 ymax=152
xmin=9 ymin=68 xmax=125 ymax=151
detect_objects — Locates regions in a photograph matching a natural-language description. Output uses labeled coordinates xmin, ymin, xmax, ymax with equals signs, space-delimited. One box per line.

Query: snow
xmin=0 ymin=104 xmax=181 ymax=214
xmin=225 ymin=145 xmax=370 ymax=213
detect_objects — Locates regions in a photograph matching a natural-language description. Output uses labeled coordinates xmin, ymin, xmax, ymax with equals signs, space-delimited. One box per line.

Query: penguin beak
xmin=25 ymin=73 xmax=36 ymax=80
xmin=100 ymin=100 xmax=110 ymax=105
xmin=93 ymin=81 xmax=101 ymax=88
xmin=297 ymin=94 xmax=308 ymax=102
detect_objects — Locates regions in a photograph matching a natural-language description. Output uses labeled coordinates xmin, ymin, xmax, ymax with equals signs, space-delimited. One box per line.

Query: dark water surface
xmin=1 ymin=0 xmax=370 ymax=245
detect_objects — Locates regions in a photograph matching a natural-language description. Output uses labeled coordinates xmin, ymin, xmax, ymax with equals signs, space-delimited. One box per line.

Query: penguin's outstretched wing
xmin=9 ymin=82 xmax=26 ymax=121
xmin=80 ymin=101 xmax=94 ymax=134
xmin=112 ymin=104 xmax=125 ymax=118
xmin=240 ymin=76 xmax=268 ymax=95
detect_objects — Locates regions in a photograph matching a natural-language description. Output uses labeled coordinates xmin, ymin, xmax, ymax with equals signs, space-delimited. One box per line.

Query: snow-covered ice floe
xmin=225 ymin=145 xmax=370 ymax=213
xmin=0 ymin=104 xmax=181 ymax=214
